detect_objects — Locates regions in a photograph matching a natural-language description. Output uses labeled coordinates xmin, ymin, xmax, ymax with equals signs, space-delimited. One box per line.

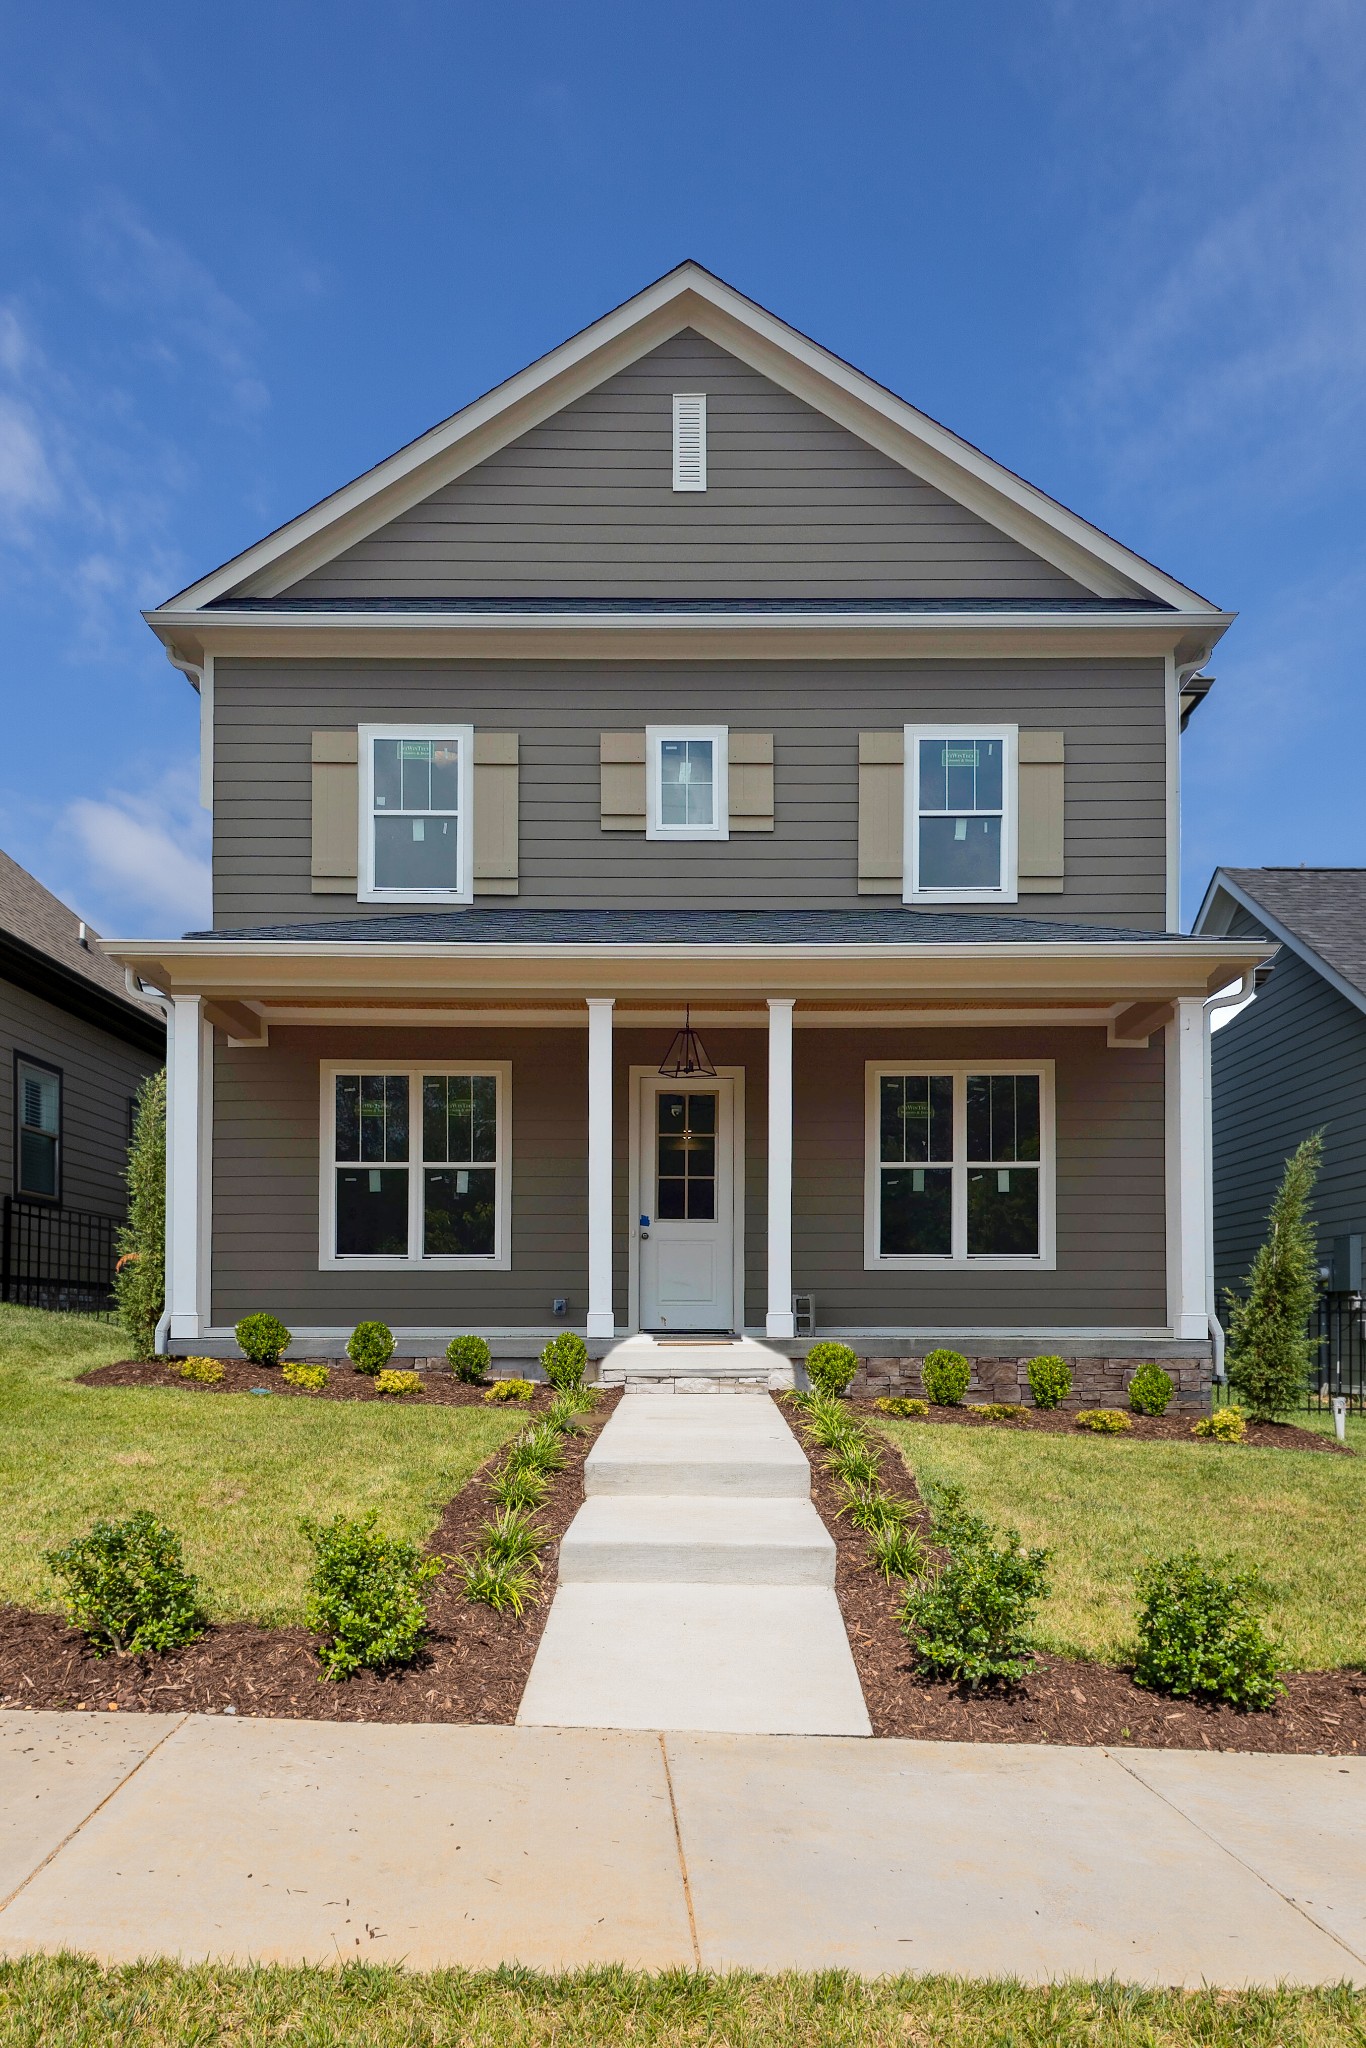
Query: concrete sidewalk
xmin=0 ymin=1712 xmax=1361 ymax=1983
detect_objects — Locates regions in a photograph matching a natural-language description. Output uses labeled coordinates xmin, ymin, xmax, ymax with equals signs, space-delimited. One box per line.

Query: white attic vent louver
xmin=672 ymin=392 xmax=706 ymax=491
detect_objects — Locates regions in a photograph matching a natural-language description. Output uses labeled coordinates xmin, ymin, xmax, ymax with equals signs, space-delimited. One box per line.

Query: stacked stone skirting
xmin=849 ymin=1351 xmax=1212 ymax=1411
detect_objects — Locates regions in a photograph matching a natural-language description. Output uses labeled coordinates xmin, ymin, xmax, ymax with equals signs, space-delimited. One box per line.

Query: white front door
xmin=639 ymin=1077 xmax=736 ymax=1331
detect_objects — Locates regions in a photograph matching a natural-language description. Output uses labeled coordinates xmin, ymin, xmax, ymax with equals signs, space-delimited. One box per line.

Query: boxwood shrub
xmin=921 ymin=1348 xmax=970 ymax=1407
xmin=540 ymin=1331 xmax=588 ymax=1392
xmin=805 ymin=1342 xmax=860 ymax=1397
xmin=446 ymin=1334 xmax=491 ymax=1384
xmin=347 ymin=1321 xmax=396 ymax=1375
xmin=234 ymin=1313 xmax=291 ymax=1366
xmin=1027 ymin=1354 xmax=1073 ymax=1410
xmin=1128 ymin=1360 xmax=1175 ymax=1416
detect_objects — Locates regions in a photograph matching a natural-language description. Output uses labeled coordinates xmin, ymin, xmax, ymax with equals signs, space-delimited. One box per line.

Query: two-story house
xmin=107 ymin=265 xmax=1267 ymax=1401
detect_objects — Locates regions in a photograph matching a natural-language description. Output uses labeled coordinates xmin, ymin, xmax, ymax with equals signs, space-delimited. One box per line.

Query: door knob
xmin=640 ymin=1231 xmax=650 ymax=1240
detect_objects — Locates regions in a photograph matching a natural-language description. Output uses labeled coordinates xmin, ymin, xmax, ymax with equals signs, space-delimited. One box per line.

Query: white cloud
xmin=62 ymin=774 xmax=211 ymax=933
xmin=0 ymin=395 xmax=57 ymax=529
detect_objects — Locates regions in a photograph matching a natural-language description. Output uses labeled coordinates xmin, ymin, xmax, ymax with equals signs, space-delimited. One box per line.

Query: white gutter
xmin=1203 ymin=970 xmax=1256 ymax=1379
xmin=126 ymin=968 xmax=174 ymax=1359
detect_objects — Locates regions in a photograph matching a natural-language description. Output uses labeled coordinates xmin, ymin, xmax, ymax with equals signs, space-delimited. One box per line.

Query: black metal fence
xmin=1307 ymin=1290 xmax=1365 ymax=1415
xmin=0 ymin=1198 xmax=120 ymax=1317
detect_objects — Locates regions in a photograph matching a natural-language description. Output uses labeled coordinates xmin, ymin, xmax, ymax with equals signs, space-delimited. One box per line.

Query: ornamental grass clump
xmin=1127 ymin=1361 xmax=1175 ymax=1417
xmin=826 ymin=1437 xmax=882 ymax=1490
xmin=540 ymin=1331 xmax=588 ymax=1392
xmin=514 ymin=1422 xmax=567 ymax=1476
xmin=235 ymin=1313 xmax=291 ymax=1367
xmin=802 ymin=1390 xmax=862 ymax=1449
xmin=838 ymin=1485 xmax=912 ymax=1539
xmin=1225 ymin=1131 xmax=1324 ymax=1420
xmin=488 ymin=1462 xmax=550 ymax=1513
xmin=1193 ymin=1404 xmax=1248 ymax=1443
xmin=874 ymin=1396 xmax=928 ymax=1417
xmin=174 ymin=1356 xmax=224 ymax=1384
xmin=475 ymin=1510 xmax=544 ymax=1571
xmin=282 ymin=1362 xmax=329 ymax=1391
xmin=804 ymin=1341 xmax=860 ymax=1397
xmin=484 ymin=1377 xmax=535 ymax=1404
xmin=445 ymin=1334 xmax=490 ymax=1383
xmin=460 ymin=1553 xmax=538 ymax=1616
xmin=347 ymin=1321 xmax=396 ymax=1376
xmin=1026 ymin=1354 xmax=1072 ymax=1410
xmin=1132 ymin=1550 xmax=1283 ymax=1710
xmin=869 ymin=1523 xmax=927 ymax=1583
xmin=45 ymin=1513 xmax=206 ymax=1659
xmin=1075 ymin=1408 xmax=1132 ymax=1434
xmin=374 ymin=1369 xmax=423 ymax=1397
xmin=302 ymin=1511 xmax=443 ymax=1680
xmin=921 ymin=1348 xmax=970 ymax=1407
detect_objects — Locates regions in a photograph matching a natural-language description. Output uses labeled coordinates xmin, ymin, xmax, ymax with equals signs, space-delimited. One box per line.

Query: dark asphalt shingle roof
xmin=203 ymin=595 xmax=1176 ymax=616
xmin=0 ymin=849 xmax=161 ymax=1015
xmin=186 ymin=908 xmax=1189 ymax=946
xmin=1219 ymin=869 xmax=1366 ymax=999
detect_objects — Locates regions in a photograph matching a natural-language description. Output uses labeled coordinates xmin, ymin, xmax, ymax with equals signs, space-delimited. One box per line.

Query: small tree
xmin=114 ymin=1070 xmax=166 ymax=1360
xmin=1225 ymin=1131 xmax=1323 ymax=1421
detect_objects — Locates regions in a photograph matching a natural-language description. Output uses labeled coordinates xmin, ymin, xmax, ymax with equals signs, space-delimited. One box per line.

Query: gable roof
xmin=0 ymin=849 xmax=165 ymax=1047
xmin=1194 ymin=867 xmax=1366 ymax=1017
xmin=151 ymin=263 xmax=1227 ymax=622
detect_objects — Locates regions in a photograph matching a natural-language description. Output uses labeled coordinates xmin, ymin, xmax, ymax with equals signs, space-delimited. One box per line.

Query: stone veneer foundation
xmin=847 ymin=1351 xmax=1213 ymax=1411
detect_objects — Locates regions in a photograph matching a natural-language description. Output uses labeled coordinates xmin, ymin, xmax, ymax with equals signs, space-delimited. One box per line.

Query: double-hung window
xmin=322 ymin=1062 xmax=509 ymax=1267
xmin=359 ymin=724 xmax=473 ymax=903
xmin=905 ymin=725 xmax=1017 ymax=902
xmin=646 ymin=726 xmax=728 ymax=840
xmin=15 ymin=1056 xmax=60 ymax=1201
xmin=867 ymin=1063 xmax=1052 ymax=1266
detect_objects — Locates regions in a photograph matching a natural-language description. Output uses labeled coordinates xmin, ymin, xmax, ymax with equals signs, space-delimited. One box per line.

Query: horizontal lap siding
xmin=0 ymin=981 xmax=161 ymax=1214
xmin=282 ymin=331 xmax=1090 ymax=603
xmin=1212 ymin=944 xmax=1366 ymax=1302
xmin=213 ymin=657 xmax=1167 ymax=927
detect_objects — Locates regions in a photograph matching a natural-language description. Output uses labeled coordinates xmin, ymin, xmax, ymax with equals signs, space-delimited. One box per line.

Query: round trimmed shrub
xmin=347 ymin=1321 xmax=396 ymax=1376
xmin=235 ymin=1313 xmax=291 ymax=1367
xmin=540 ymin=1331 xmax=588 ymax=1392
xmin=1128 ymin=1361 xmax=1175 ymax=1417
xmin=1027 ymin=1354 xmax=1072 ymax=1410
xmin=805 ymin=1341 xmax=860 ymax=1397
xmin=922 ymin=1348 xmax=970 ymax=1407
xmin=446 ymin=1334 xmax=491 ymax=1384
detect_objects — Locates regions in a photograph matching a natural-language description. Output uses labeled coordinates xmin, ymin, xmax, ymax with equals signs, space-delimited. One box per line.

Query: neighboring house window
xmin=866 ymin=1063 xmax=1052 ymax=1267
xmin=672 ymin=393 xmax=706 ymax=490
xmin=904 ymin=725 xmax=1017 ymax=902
xmin=15 ymin=1057 xmax=61 ymax=1202
xmin=646 ymin=726 xmax=728 ymax=840
xmin=321 ymin=1062 xmax=509 ymax=1268
xmin=358 ymin=724 xmax=473 ymax=904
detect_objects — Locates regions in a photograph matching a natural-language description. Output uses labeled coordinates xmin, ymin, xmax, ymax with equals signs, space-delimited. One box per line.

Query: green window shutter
xmin=601 ymin=732 xmax=646 ymax=830
xmin=858 ymin=731 xmax=903 ymax=894
xmin=1018 ymin=730 xmax=1065 ymax=893
xmin=729 ymin=732 xmax=774 ymax=831
xmin=311 ymin=731 xmax=358 ymax=893
xmin=473 ymin=732 xmax=519 ymax=895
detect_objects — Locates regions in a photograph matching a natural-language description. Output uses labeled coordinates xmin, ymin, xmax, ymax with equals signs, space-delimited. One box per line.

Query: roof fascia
xmin=1192 ymin=871 xmax=1366 ymax=1019
xmin=0 ymin=931 xmax=166 ymax=1052
xmin=152 ymin=264 xmax=1223 ymax=619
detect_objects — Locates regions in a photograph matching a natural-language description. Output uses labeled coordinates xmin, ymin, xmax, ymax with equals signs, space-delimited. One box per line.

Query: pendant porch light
xmin=658 ymin=1005 xmax=716 ymax=1078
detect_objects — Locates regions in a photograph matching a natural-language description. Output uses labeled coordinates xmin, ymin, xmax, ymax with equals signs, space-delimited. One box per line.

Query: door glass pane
xmin=424 ymin=1168 xmax=496 ymax=1255
xmin=879 ymin=1074 xmax=953 ymax=1163
xmin=967 ymin=1167 xmax=1039 ymax=1255
xmin=336 ymin=1167 xmax=408 ymax=1255
xmin=374 ymin=813 xmax=459 ymax=890
xmin=659 ymin=738 xmax=715 ymax=828
xmin=919 ymin=814 xmax=1002 ymax=889
xmin=879 ymin=1167 xmax=952 ymax=1256
xmin=657 ymin=1091 xmax=718 ymax=1220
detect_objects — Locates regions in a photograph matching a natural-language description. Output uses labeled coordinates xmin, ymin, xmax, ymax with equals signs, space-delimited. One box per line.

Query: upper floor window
xmin=646 ymin=726 xmax=729 ymax=841
xmin=16 ymin=1056 xmax=61 ymax=1201
xmin=905 ymin=725 xmax=1017 ymax=903
xmin=358 ymin=724 xmax=473 ymax=904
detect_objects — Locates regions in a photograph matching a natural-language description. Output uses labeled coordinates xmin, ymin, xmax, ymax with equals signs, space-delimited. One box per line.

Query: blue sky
xmin=1 ymin=0 xmax=1363 ymax=935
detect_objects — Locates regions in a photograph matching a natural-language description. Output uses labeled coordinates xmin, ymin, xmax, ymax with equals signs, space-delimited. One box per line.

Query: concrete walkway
xmin=518 ymin=1392 xmax=870 ymax=1734
xmin=0 ymin=1713 xmax=1362 ymax=1983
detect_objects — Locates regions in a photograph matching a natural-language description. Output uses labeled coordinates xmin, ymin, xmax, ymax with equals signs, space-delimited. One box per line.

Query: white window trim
xmin=358 ymin=723 xmax=474 ymax=905
xmin=904 ymin=723 xmax=1018 ymax=904
xmin=645 ymin=725 xmax=729 ymax=841
xmin=318 ymin=1060 xmax=511 ymax=1271
xmin=864 ymin=1060 xmax=1054 ymax=1270
xmin=672 ymin=392 xmax=707 ymax=491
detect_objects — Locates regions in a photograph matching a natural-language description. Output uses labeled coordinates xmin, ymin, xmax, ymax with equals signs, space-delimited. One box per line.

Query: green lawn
xmin=0 ymin=1307 xmax=523 ymax=1627
xmin=879 ymin=1414 xmax=1366 ymax=1670
xmin=0 ymin=1959 xmax=1359 ymax=2048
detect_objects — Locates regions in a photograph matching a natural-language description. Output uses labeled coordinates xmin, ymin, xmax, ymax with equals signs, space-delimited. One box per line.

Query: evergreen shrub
xmin=804 ymin=1342 xmax=860 ymax=1397
xmin=1027 ymin=1354 xmax=1072 ymax=1409
xmin=1225 ymin=1133 xmax=1324 ymax=1419
xmin=347 ymin=1322 xmax=396 ymax=1375
xmin=1133 ymin=1550 xmax=1282 ymax=1710
xmin=114 ymin=1071 xmax=166 ymax=1360
xmin=922 ymin=1349 xmax=970 ymax=1406
xmin=1075 ymin=1408 xmax=1131 ymax=1433
xmin=1193 ymin=1405 xmax=1248 ymax=1443
xmin=484 ymin=1377 xmax=535 ymax=1404
xmin=445 ymin=1334 xmax=491 ymax=1383
xmin=235 ymin=1313 xmax=291 ymax=1367
xmin=1127 ymin=1362 xmax=1175 ymax=1416
xmin=45 ymin=1512 xmax=205 ymax=1658
xmin=874 ymin=1396 xmax=928 ymax=1417
xmin=302 ymin=1512 xmax=443 ymax=1680
xmin=540 ymin=1331 xmax=589 ymax=1392
xmin=283 ymin=1363 xmax=329 ymax=1392
xmin=374 ymin=1370 xmax=423 ymax=1396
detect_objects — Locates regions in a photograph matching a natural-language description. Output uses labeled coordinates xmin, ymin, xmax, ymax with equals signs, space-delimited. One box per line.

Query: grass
xmin=878 ymin=1413 xmax=1366 ymax=1669
xmin=0 ymin=1306 xmax=524 ymax=1627
xmin=0 ymin=1959 xmax=1360 ymax=2048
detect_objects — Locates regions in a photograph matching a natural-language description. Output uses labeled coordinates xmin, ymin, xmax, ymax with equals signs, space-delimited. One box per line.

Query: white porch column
xmin=585 ymin=998 xmax=615 ymax=1341
xmin=766 ymin=997 xmax=795 ymax=1340
xmin=168 ymin=994 xmax=209 ymax=1344
xmin=1165 ymin=994 xmax=1209 ymax=1341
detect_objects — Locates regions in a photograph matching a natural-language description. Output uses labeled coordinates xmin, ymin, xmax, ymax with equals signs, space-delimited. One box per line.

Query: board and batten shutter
xmin=1017 ymin=730 xmax=1065 ymax=893
xmin=473 ymin=732 xmax=519 ymax=895
xmin=728 ymin=732 xmax=774 ymax=831
xmin=311 ymin=731 xmax=359 ymax=893
xmin=600 ymin=732 xmax=647 ymax=830
xmin=857 ymin=731 xmax=903 ymax=894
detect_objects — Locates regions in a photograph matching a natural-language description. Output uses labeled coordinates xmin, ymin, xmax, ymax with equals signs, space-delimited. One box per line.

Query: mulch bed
xmin=850 ymin=1397 xmax=1350 ymax=1454
xmin=80 ymin=1357 xmax=555 ymax=1407
xmin=0 ymin=1389 xmax=620 ymax=1722
xmin=795 ymin=1406 xmax=1366 ymax=1754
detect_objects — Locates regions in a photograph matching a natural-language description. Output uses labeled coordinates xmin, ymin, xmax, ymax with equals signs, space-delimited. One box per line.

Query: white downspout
xmin=1203 ymin=970 xmax=1255 ymax=1380
xmin=126 ymin=969 xmax=174 ymax=1357
xmin=163 ymin=646 xmax=213 ymax=811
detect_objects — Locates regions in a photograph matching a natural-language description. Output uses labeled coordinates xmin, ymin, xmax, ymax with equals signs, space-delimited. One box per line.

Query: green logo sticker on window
xmin=899 ymin=1102 xmax=930 ymax=1120
xmin=944 ymin=745 xmax=980 ymax=767
xmin=399 ymin=741 xmax=430 ymax=759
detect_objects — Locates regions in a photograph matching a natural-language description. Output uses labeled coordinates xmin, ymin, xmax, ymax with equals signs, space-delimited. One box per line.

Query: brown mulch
xmin=80 ymin=1357 xmax=553 ymax=1408
xmin=794 ymin=1403 xmax=1366 ymax=1754
xmin=0 ymin=1389 xmax=620 ymax=1722
xmin=850 ymin=1397 xmax=1350 ymax=1454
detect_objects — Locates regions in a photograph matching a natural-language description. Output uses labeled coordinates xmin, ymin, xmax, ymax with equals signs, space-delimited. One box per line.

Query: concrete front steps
xmin=595 ymin=1333 xmax=795 ymax=1394
xmin=518 ymin=1391 xmax=871 ymax=1737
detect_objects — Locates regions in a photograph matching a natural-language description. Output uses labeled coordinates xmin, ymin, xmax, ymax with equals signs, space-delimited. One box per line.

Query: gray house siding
xmin=210 ymin=1024 xmax=1165 ymax=1333
xmin=1212 ymin=941 xmax=1366 ymax=1304
xmin=0 ymin=978 xmax=160 ymax=1216
xmin=211 ymin=656 xmax=1168 ymax=929
xmin=281 ymin=331 xmax=1092 ymax=604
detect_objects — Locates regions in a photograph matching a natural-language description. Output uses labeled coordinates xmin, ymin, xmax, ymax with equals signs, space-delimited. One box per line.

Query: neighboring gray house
xmin=0 ymin=851 xmax=164 ymax=1301
xmin=106 ymin=263 xmax=1267 ymax=1398
xmin=1195 ymin=867 xmax=1366 ymax=1305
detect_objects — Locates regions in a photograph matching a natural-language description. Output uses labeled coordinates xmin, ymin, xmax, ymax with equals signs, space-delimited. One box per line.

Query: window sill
xmin=903 ymin=889 xmax=1019 ymax=906
xmin=319 ymin=1254 xmax=510 ymax=1272
xmin=355 ymin=889 xmax=475 ymax=906
xmin=865 ymin=1254 xmax=1055 ymax=1272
